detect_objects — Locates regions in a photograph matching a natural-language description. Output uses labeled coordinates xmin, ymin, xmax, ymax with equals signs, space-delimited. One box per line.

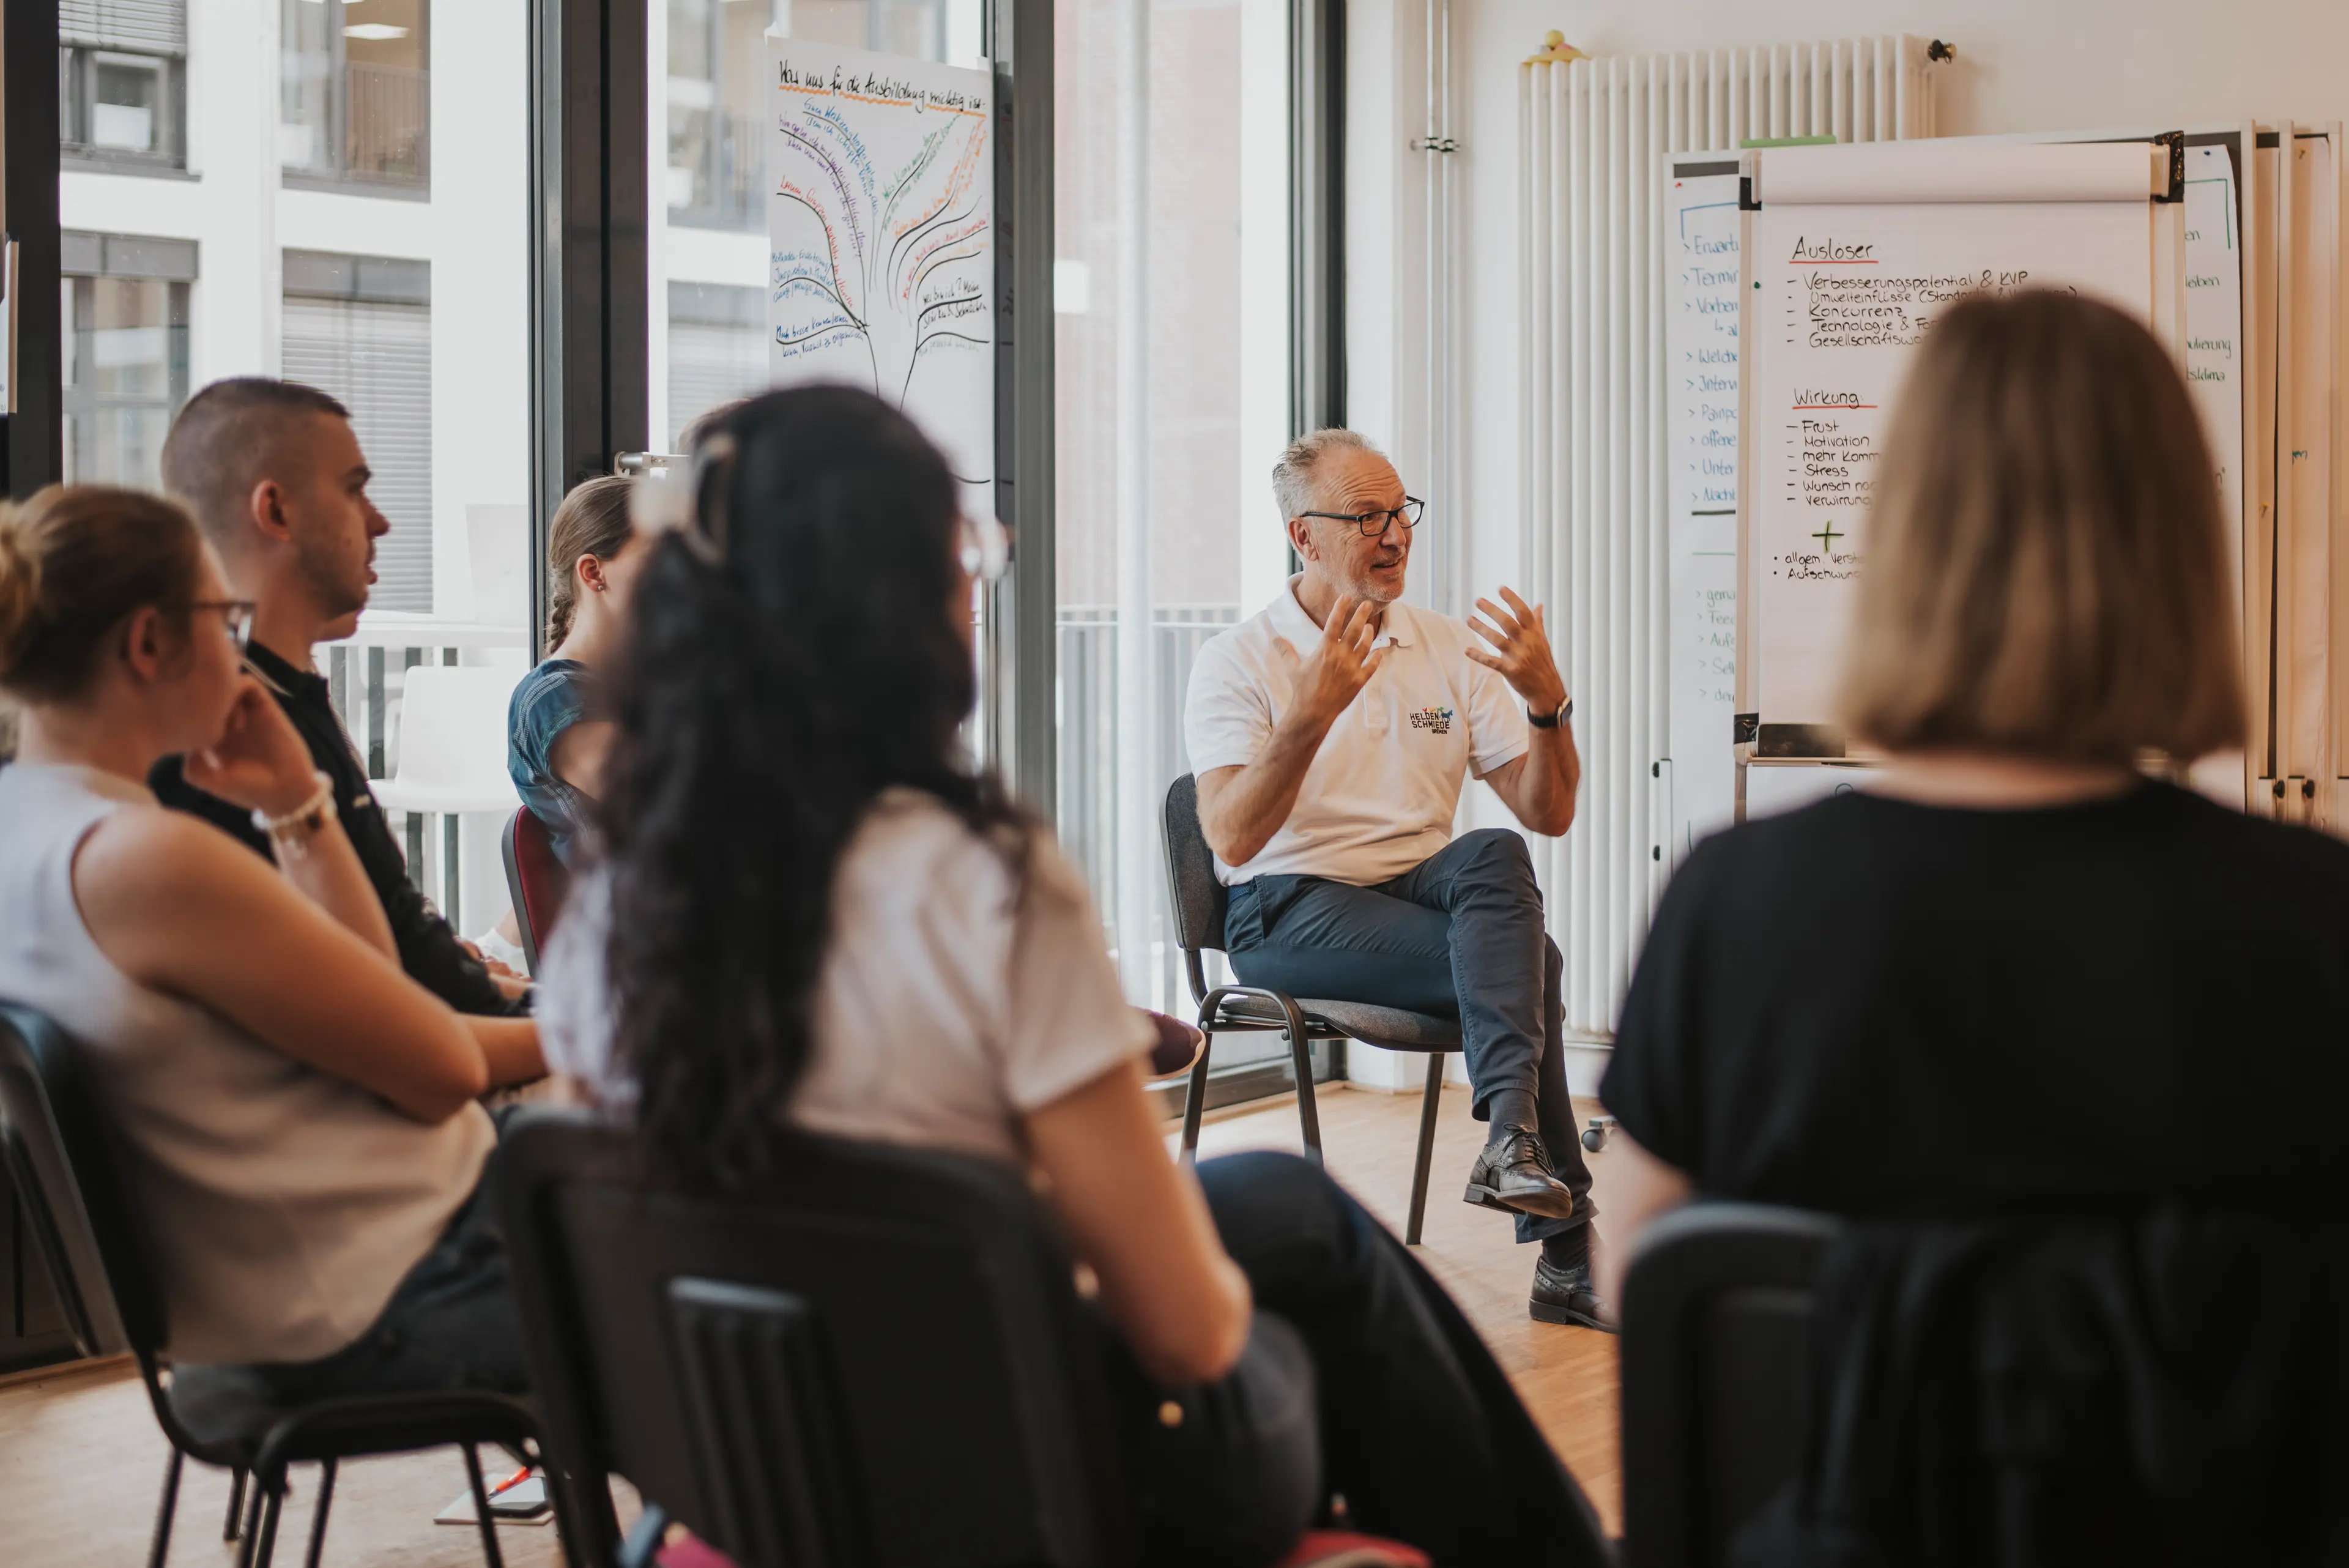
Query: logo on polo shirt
xmin=1408 ymin=705 xmax=1454 ymax=735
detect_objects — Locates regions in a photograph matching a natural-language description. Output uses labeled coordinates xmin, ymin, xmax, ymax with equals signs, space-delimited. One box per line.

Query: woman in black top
xmin=1598 ymin=289 xmax=2349 ymax=1295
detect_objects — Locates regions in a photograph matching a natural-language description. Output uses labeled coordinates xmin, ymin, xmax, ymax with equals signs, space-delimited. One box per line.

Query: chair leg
xmin=1406 ymin=1054 xmax=1446 ymax=1246
xmin=1289 ymin=1030 xmax=1323 ymax=1161
xmin=1179 ymin=1030 xmax=1215 ymax=1164
xmin=247 ymin=1483 xmax=284 ymax=1568
xmin=462 ymin=1443 xmax=508 ymax=1568
xmin=147 ymin=1449 xmax=184 ymax=1568
xmin=236 ymin=1478 xmax=265 ymax=1568
xmin=302 ymin=1459 xmax=337 ymax=1568
xmin=224 ymin=1466 xmax=247 ymax=1541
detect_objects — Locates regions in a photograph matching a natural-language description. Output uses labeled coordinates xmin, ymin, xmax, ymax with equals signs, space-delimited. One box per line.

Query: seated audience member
xmin=510 ymin=475 xmax=641 ymax=866
xmin=0 ymin=486 xmax=541 ymax=1398
xmin=149 ymin=377 xmax=526 ymax=1013
xmin=536 ymin=388 xmax=1609 ymax=1568
xmin=1183 ymin=429 xmax=1601 ymax=1328
xmin=1599 ymin=289 xmax=2349 ymax=1294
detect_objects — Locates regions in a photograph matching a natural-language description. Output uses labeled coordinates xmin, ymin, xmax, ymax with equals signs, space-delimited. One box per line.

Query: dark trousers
xmin=1222 ymin=828 xmax=1593 ymax=1244
xmin=178 ymin=1136 xmax=528 ymax=1410
xmin=1123 ymin=1151 xmax=1609 ymax=1567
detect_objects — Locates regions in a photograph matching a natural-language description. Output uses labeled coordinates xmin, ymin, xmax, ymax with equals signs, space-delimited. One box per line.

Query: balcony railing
xmin=343 ymin=62 xmax=429 ymax=185
xmin=325 ymin=619 xmax=525 ymax=934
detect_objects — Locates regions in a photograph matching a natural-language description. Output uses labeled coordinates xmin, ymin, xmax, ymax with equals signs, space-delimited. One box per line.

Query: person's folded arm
xmin=75 ymin=807 xmax=491 ymax=1121
xmin=468 ymin=1016 xmax=546 ymax=1088
xmin=1023 ymin=1059 xmax=1253 ymax=1386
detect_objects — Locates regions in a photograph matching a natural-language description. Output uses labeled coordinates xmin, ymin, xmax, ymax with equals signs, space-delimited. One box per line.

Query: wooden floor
xmin=0 ymin=1085 xmax=1622 ymax=1565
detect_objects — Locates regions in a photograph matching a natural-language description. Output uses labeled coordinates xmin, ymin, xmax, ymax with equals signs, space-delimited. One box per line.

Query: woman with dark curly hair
xmin=535 ymin=386 xmax=1607 ymax=1567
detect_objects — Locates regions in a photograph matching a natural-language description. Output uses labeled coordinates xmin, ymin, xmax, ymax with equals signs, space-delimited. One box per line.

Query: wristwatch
xmin=1527 ymin=696 xmax=1574 ymax=729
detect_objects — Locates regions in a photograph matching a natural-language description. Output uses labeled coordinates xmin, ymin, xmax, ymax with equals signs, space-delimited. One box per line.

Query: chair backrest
xmin=391 ymin=665 xmax=521 ymax=793
xmin=1618 ymin=1202 xmax=1839 ymax=1568
xmin=0 ymin=1002 xmax=157 ymax=1363
xmin=501 ymin=806 xmax=571 ymax=976
xmin=495 ymin=1109 xmax=1134 ymax=1568
xmin=1160 ymin=773 xmax=1228 ymax=956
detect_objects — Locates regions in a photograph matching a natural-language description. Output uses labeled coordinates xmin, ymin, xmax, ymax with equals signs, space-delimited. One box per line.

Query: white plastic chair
xmin=373 ymin=665 xmax=522 ymax=817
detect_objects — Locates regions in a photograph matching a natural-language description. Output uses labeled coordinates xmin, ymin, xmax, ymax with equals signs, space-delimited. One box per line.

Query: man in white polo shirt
xmin=1184 ymin=428 xmax=1603 ymax=1330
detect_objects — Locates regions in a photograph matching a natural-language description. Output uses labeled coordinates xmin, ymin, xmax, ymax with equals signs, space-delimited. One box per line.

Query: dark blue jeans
xmin=1223 ymin=828 xmax=1593 ymax=1244
xmin=1153 ymin=1152 xmax=1608 ymax=1566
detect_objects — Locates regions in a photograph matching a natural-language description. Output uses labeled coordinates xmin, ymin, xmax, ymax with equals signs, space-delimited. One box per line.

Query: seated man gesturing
xmin=1184 ymin=428 xmax=1603 ymax=1329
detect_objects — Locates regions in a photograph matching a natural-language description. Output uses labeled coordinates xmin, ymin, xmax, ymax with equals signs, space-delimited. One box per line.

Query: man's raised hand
xmin=1464 ymin=587 xmax=1569 ymax=714
xmin=1271 ymin=594 xmax=1386 ymax=727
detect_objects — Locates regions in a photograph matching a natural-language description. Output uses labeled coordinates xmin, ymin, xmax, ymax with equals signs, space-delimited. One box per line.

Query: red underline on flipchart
xmin=1793 ymin=403 xmax=1878 ymax=409
xmin=1789 ymin=260 xmax=1880 ymax=264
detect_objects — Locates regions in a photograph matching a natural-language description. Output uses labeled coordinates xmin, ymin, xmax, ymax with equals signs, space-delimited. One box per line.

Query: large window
xmin=281 ymin=0 xmax=430 ymax=191
xmin=1052 ymin=0 xmax=1293 ymax=1030
xmin=55 ymin=0 xmax=533 ymax=948
xmin=60 ymin=231 xmax=193 ymax=489
xmin=59 ymin=1 xmax=186 ymax=169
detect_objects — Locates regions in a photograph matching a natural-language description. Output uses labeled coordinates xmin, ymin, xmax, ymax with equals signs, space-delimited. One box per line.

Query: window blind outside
xmin=60 ymin=0 xmax=186 ymax=53
xmin=667 ymin=281 xmax=767 ymax=448
xmin=282 ymin=297 xmax=435 ymax=614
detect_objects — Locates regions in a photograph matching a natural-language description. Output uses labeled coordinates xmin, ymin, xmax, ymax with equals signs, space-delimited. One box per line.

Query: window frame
xmin=279 ymin=0 xmax=434 ymax=197
xmin=59 ymin=43 xmax=188 ymax=174
xmin=59 ymin=230 xmax=198 ymax=489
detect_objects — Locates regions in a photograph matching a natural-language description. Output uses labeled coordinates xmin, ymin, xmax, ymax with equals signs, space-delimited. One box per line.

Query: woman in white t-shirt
xmin=536 ymin=388 xmax=1609 ymax=1568
xmin=0 ymin=485 xmax=542 ymax=1399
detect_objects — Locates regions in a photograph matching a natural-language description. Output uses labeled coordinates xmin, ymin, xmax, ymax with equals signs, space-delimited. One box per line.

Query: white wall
xmin=1354 ymin=0 xmax=2349 ymax=631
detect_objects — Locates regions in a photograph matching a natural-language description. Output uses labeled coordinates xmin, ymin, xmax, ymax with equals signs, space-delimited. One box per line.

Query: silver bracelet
xmin=251 ymin=770 xmax=338 ymax=847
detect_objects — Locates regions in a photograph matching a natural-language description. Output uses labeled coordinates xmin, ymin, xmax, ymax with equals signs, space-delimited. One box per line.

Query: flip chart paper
xmin=1761 ymin=139 xmax=2160 ymax=205
xmin=766 ymin=39 xmax=995 ymax=497
xmin=1665 ymin=167 xmax=1743 ymax=861
xmin=1748 ymin=154 xmax=2153 ymax=730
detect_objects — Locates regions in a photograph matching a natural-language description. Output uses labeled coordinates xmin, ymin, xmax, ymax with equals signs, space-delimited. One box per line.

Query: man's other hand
xmin=1273 ymin=593 xmax=1385 ymax=727
xmin=1465 ymin=588 xmax=1569 ymax=715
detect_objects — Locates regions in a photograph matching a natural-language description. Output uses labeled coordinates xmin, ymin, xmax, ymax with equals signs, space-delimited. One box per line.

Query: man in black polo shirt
xmin=150 ymin=377 xmax=524 ymax=1017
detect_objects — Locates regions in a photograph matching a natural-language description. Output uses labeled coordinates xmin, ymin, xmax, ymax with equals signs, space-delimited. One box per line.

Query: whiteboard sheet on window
xmin=1665 ymin=165 xmax=1743 ymax=863
xmin=1746 ymin=147 xmax=2156 ymax=732
xmin=766 ymin=39 xmax=995 ymax=500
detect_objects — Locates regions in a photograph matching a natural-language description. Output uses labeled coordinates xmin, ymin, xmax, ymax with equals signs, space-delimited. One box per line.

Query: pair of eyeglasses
xmin=183 ymin=599 xmax=256 ymax=651
xmin=959 ymin=512 xmax=1012 ymax=582
xmin=1297 ymin=497 xmax=1427 ymax=537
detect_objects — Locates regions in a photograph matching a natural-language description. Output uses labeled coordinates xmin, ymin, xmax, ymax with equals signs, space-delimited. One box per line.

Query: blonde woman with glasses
xmin=0 ymin=486 xmax=542 ymax=1401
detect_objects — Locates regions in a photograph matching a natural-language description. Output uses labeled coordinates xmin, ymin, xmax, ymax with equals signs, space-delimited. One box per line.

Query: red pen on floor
xmin=488 ymin=1466 xmax=532 ymax=1498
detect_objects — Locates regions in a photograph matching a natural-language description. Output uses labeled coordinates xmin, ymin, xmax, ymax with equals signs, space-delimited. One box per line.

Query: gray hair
xmin=1272 ymin=428 xmax=1381 ymax=521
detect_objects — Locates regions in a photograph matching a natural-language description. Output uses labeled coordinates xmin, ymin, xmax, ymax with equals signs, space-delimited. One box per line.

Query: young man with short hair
xmin=150 ymin=377 xmax=524 ymax=1017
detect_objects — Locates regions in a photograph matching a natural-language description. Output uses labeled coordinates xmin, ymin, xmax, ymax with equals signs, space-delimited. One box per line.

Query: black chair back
xmin=0 ymin=1001 xmax=153 ymax=1362
xmin=1618 ymin=1202 xmax=1839 ymax=1568
xmin=1162 ymin=773 xmax=1228 ymax=956
xmin=495 ymin=1109 xmax=1134 ymax=1568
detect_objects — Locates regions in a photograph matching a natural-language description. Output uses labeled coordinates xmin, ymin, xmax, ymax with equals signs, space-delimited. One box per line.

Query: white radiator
xmin=1518 ymin=39 xmax=1940 ymax=1041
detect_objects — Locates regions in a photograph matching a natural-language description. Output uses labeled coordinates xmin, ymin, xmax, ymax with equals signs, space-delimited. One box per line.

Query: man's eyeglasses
xmin=182 ymin=600 xmax=256 ymax=651
xmin=1297 ymin=497 xmax=1426 ymax=537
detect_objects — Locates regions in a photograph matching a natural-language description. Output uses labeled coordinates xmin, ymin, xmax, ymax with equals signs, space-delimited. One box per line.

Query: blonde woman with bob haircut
xmin=1594 ymin=289 xmax=2349 ymax=1295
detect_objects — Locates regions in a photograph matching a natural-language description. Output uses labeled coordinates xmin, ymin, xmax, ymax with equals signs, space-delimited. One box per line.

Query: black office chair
xmin=1616 ymin=1202 xmax=1840 ymax=1568
xmin=0 ymin=1001 xmax=562 ymax=1568
xmin=494 ymin=1107 xmax=1136 ymax=1568
xmin=1160 ymin=773 xmax=1464 ymax=1246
